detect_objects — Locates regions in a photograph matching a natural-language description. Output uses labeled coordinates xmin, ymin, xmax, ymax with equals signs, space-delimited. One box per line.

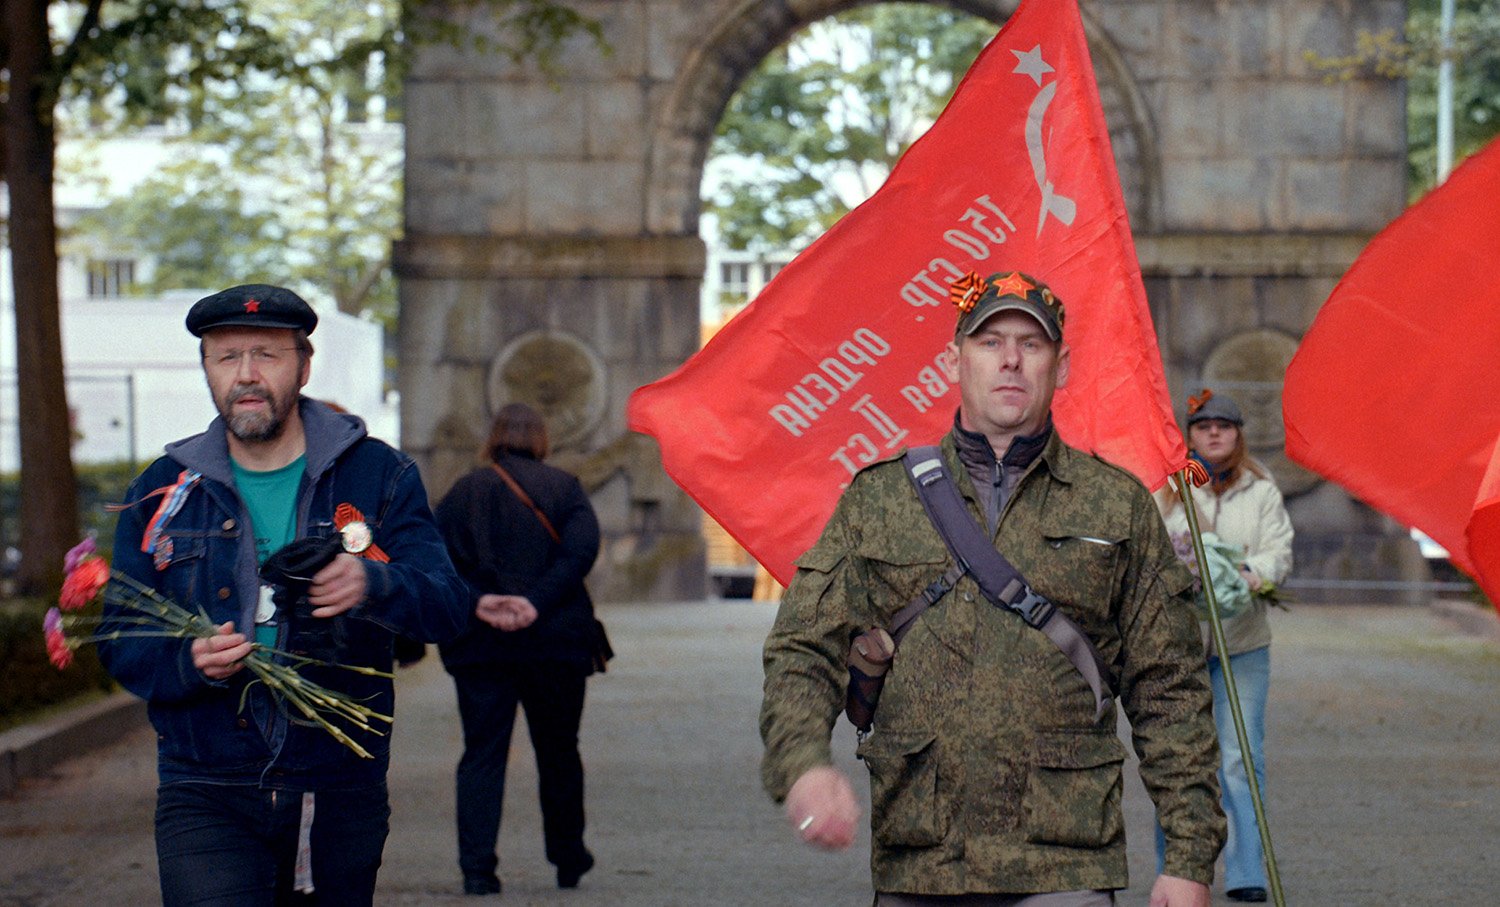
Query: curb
xmin=0 ymin=690 xmax=147 ymax=797
xmin=1430 ymin=597 xmax=1500 ymax=643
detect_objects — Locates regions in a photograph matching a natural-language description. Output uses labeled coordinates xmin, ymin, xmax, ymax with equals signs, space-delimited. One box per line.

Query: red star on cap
xmin=244 ymin=298 xmax=261 ymax=313
xmin=991 ymin=272 xmax=1034 ymax=299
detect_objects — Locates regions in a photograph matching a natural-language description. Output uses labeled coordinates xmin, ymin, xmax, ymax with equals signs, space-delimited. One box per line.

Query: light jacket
xmin=99 ymin=399 xmax=469 ymax=790
xmin=761 ymin=429 xmax=1225 ymax=894
xmin=1159 ymin=467 xmax=1294 ymax=656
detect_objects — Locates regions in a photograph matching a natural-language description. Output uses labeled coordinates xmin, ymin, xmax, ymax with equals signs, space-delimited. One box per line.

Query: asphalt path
xmin=2 ymin=601 xmax=1497 ymax=905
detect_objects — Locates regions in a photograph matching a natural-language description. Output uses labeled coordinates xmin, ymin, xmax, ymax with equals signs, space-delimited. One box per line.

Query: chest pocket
xmin=151 ymin=532 xmax=216 ymax=612
xmin=1031 ymin=521 xmax=1124 ymax=619
xmin=855 ymin=535 xmax=950 ymax=621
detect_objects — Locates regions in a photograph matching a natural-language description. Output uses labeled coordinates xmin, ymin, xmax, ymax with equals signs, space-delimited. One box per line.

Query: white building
xmin=0 ymin=205 xmax=396 ymax=470
xmin=0 ymin=279 xmax=395 ymax=471
xmin=698 ymin=245 xmax=796 ymax=327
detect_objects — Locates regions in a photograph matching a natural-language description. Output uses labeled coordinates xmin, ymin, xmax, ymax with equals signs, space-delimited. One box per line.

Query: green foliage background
xmin=706 ymin=3 xmax=993 ymax=254
xmin=0 ymin=462 xmax=138 ymax=730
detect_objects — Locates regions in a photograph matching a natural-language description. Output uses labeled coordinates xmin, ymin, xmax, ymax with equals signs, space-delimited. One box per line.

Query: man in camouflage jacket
xmin=760 ymin=272 xmax=1225 ymax=906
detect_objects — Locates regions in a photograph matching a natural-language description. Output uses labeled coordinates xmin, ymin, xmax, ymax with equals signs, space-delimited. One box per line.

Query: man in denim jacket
xmin=99 ymin=285 xmax=469 ymax=906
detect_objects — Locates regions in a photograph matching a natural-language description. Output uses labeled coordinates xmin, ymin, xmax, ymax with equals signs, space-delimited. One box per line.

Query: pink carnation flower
xmin=64 ymin=537 xmax=97 ymax=574
xmin=44 ymin=608 xmax=73 ymax=669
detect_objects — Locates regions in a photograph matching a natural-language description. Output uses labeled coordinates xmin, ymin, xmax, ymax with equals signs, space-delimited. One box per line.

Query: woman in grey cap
xmin=1155 ymin=389 xmax=1293 ymax=904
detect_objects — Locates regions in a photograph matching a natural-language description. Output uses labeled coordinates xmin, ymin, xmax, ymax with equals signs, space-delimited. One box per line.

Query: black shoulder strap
xmin=902 ymin=446 xmax=1114 ymax=722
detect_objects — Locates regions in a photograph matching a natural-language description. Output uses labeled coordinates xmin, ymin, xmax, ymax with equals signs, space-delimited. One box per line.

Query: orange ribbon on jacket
xmin=334 ymin=503 xmax=390 ymax=562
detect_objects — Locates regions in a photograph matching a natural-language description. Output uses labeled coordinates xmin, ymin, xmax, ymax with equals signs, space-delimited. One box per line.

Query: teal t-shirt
xmin=232 ymin=454 xmax=305 ymax=646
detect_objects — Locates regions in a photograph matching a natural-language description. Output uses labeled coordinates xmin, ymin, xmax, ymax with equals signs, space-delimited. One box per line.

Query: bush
xmin=0 ymin=463 xmax=135 ymax=730
xmin=0 ymin=597 xmax=115 ymax=731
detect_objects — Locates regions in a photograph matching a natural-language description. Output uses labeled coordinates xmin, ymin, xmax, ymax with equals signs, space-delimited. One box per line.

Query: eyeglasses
xmin=205 ymin=347 xmax=300 ymax=370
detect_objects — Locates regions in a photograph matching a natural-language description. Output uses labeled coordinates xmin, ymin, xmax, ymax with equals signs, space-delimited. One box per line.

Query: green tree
xmin=72 ymin=161 xmax=286 ymax=292
xmin=1306 ymin=0 xmax=1500 ymax=196
xmin=1406 ymin=0 xmax=1500 ymax=192
xmin=706 ymin=3 xmax=993 ymax=255
xmin=77 ymin=0 xmax=404 ymax=323
xmin=0 ymin=0 xmax=596 ymax=594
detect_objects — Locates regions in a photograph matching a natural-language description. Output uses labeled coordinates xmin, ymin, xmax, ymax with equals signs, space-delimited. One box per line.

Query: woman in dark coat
xmin=435 ymin=403 xmax=601 ymax=896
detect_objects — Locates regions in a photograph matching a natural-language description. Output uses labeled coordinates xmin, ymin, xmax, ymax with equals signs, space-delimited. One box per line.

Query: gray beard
xmin=222 ymin=387 xmax=294 ymax=443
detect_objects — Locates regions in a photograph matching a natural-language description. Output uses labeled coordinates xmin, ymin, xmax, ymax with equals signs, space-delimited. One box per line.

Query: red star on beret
xmin=991 ymin=272 xmax=1034 ymax=299
xmin=244 ymin=298 xmax=261 ymax=313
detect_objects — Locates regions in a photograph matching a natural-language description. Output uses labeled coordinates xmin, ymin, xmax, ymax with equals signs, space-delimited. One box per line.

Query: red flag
xmin=629 ymin=0 xmax=1182 ymax=583
xmin=1283 ymin=138 xmax=1500 ymax=607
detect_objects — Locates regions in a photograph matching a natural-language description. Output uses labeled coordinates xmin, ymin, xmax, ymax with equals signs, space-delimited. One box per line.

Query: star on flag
xmin=1012 ymin=44 xmax=1053 ymax=86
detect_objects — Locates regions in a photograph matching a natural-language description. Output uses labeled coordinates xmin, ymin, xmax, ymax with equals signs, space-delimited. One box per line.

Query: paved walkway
xmin=2 ymin=601 xmax=1498 ymax=905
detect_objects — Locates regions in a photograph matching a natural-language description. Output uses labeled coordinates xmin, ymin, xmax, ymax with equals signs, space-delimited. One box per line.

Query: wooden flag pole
xmin=1171 ymin=469 xmax=1285 ymax=907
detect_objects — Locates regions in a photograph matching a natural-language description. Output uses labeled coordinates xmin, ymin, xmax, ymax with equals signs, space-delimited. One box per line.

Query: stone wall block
xmin=1283 ymin=159 xmax=1402 ymax=232
xmin=1259 ymin=274 xmax=1340 ymax=337
xmin=1165 ymin=276 xmax=1259 ymax=360
xmin=559 ymin=1 xmax=650 ymax=80
xmin=473 ymin=83 xmax=590 ymax=160
xmin=523 ymin=160 xmax=648 ymax=234
xmin=410 ymin=1 xmax=648 ymax=82
xmin=1094 ymin=3 xmax=1164 ymax=81
xmin=1226 ymin=2 xmax=1278 ymax=77
xmin=1281 ymin=0 xmax=1404 ymax=78
xmin=1340 ymin=157 xmax=1407 ymax=227
xmin=1344 ymin=81 xmax=1408 ymax=158
xmin=1222 ymin=81 xmax=1346 ymax=158
xmin=1159 ymin=158 xmax=1275 ymax=231
xmin=407 ymin=160 xmax=528 ymax=236
xmin=645 ymin=0 xmax=726 ymax=84
xmin=645 ymin=133 xmax=704 ymax=234
xmin=404 ymin=81 xmax=472 ymax=159
xmin=1161 ymin=1 xmax=1234 ymax=76
xmin=396 ymin=278 xmax=463 ymax=373
xmin=1156 ymin=80 xmax=1224 ymax=158
xmin=585 ymin=81 xmax=653 ymax=161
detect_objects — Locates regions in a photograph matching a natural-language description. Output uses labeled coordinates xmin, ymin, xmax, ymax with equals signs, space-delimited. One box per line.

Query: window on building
xmin=86 ymin=259 xmax=136 ymax=298
xmin=719 ymin=261 xmax=751 ymax=307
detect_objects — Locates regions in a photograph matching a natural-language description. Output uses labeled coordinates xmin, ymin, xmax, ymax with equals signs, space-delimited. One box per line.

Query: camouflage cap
xmin=950 ymin=271 xmax=1064 ymax=341
xmin=185 ymin=284 xmax=318 ymax=337
xmin=1185 ymin=388 xmax=1243 ymax=426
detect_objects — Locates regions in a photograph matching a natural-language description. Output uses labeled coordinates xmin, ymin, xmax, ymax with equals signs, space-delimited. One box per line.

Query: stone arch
xmin=645 ymin=0 xmax=1163 ymax=237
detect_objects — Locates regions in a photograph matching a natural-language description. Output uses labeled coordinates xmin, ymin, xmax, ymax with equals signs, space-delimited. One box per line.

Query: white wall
xmin=0 ymin=287 xmax=396 ymax=470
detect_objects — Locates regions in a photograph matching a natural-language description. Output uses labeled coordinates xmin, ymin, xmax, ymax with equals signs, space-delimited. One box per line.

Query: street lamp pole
xmin=1437 ymin=0 xmax=1456 ymax=183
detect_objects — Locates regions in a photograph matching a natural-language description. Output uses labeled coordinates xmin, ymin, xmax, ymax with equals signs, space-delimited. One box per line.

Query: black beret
xmin=185 ymin=284 xmax=318 ymax=337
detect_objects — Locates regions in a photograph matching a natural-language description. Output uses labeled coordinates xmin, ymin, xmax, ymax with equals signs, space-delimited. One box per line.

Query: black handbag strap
xmin=902 ymin=446 xmax=1113 ymax=722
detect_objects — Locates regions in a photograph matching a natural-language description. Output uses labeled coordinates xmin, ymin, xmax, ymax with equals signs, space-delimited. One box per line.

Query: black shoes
xmin=463 ymin=853 xmax=592 ymax=893
xmin=556 ymin=852 xmax=595 ymax=889
xmin=1226 ymin=887 xmax=1268 ymax=903
xmin=462 ymin=873 xmax=501 ymax=896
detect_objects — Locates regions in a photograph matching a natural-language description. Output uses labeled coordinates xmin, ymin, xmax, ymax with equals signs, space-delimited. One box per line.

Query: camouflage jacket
xmin=760 ymin=430 xmax=1225 ymax=894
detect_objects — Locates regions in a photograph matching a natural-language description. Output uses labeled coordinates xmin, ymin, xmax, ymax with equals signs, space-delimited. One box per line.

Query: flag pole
xmin=1171 ymin=469 xmax=1285 ymax=907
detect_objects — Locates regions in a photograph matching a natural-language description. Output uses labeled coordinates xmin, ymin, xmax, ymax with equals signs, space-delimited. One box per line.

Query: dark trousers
xmin=155 ymin=780 xmax=390 ymax=907
xmin=451 ymin=662 xmax=590 ymax=879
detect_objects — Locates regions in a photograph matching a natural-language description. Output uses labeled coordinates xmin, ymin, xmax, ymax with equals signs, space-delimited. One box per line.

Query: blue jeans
xmin=1155 ymin=645 xmax=1270 ymax=891
xmin=155 ymin=780 xmax=390 ymax=906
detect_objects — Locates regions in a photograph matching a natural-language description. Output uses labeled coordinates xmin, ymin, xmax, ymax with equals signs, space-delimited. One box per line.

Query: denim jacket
xmin=99 ymin=399 xmax=469 ymax=790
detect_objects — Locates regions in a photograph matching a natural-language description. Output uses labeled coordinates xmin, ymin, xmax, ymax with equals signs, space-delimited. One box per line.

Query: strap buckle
xmin=921 ymin=566 xmax=961 ymax=606
xmin=1011 ymin=588 xmax=1056 ymax=628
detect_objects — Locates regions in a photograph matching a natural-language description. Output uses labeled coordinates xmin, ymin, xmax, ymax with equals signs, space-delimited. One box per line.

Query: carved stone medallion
xmin=486 ymin=331 xmax=607 ymax=451
xmin=1201 ymin=328 xmax=1318 ymax=497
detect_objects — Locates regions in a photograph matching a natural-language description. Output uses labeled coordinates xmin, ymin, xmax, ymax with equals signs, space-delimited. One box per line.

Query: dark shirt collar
xmin=950 ymin=409 xmax=1053 ymax=471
